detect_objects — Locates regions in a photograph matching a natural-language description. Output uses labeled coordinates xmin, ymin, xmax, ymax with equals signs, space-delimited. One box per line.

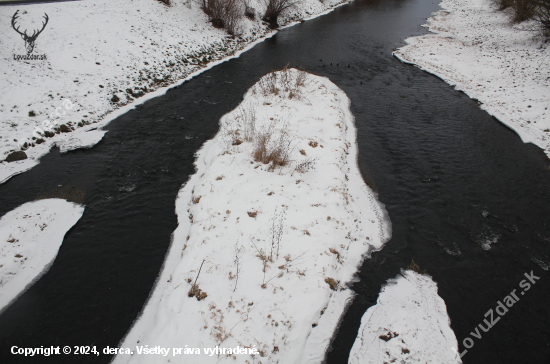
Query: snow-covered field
xmin=0 ymin=0 xmax=350 ymax=184
xmin=113 ymin=69 xmax=390 ymax=363
xmin=349 ymin=270 xmax=461 ymax=364
xmin=0 ymin=198 xmax=84 ymax=313
xmin=394 ymin=0 xmax=550 ymax=157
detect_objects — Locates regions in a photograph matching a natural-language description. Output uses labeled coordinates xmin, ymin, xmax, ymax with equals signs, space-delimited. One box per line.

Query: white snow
xmin=113 ymin=69 xmax=390 ymax=364
xmin=0 ymin=0 xmax=351 ymax=183
xmin=349 ymin=270 xmax=462 ymax=364
xmin=394 ymin=0 xmax=550 ymax=156
xmin=0 ymin=198 xmax=85 ymax=313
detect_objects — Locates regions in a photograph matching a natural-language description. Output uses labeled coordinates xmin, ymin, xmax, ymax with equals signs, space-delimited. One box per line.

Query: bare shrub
xmin=255 ymin=67 xmax=308 ymax=98
xmin=269 ymin=207 xmax=286 ymax=260
xmin=244 ymin=0 xmax=255 ymax=19
xmin=252 ymin=120 xmax=296 ymax=168
xmin=294 ymin=157 xmax=317 ymax=173
xmin=202 ymin=0 xmax=243 ymax=35
xmin=512 ymin=0 xmax=537 ymax=21
xmin=536 ymin=0 xmax=550 ymax=37
xmin=155 ymin=0 xmax=171 ymax=5
xmin=263 ymin=0 xmax=295 ymax=28
xmin=497 ymin=0 xmax=514 ymax=9
xmin=235 ymin=102 xmax=257 ymax=142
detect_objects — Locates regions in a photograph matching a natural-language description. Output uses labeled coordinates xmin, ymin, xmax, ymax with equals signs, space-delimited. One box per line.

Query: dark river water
xmin=1 ymin=0 xmax=549 ymax=363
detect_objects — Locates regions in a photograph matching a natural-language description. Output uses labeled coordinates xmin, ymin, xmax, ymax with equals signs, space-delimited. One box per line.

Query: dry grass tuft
xmin=188 ymin=284 xmax=208 ymax=300
xmin=324 ymin=277 xmax=338 ymax=291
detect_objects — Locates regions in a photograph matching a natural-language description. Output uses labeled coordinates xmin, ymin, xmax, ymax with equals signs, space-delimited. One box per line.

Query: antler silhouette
xmin=31 ymin=13 xmax=49 ymax=39
xmin=11 ymin=10 xmax=49 ymax=54
xmin=11 ymin=10 xmax=26 ymax=38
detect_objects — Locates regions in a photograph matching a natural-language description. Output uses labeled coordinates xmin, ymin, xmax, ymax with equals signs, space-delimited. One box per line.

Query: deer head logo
xmin=11 ymin=10 xmax=49 ymax=54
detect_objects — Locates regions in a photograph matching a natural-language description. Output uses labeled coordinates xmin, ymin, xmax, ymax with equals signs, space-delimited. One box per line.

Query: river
xmin=0 ymin=0 xmax=548 ymax=363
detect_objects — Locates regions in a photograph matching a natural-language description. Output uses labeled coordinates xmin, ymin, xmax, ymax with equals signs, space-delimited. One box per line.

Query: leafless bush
xmin=235 ymin=102 xmax=257 ymax=142
xmin=512 ymin=0 xmax=537 ymax=21
xmin=497 ymin=0 xmax=514 ymax=9
xmin=202 ymin=0 xmax=243 ymax=35
xmin=269 ymin=207 xmax=286 ymax=260
xmin=255 ymin=67 xmax=308 ymax=98
xmin=256 ymin=71 xmax=279 ymax=96
xmin=155 ymin=0 xmax=171 ymax=6
xmin=263 ymin=0 xmax=295 ymax=28
xmin=244 ymin=0 xmax=255 ymax=19
xmin=536 ymin=0 xmax=550 ymax=37
xmin=253 ymin=120 xmax=296 ymax=168
xmin=294 ymin=157 xmax=317 ymax=173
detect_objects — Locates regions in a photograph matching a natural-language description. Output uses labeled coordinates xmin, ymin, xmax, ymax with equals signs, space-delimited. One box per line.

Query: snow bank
xmin=0 ymin=198 xmax=85 ymax=313
xmin=394 ymin=0 xmax=550 ymax=156
xmin=349 ymin=270 xmax=461 ymax=364
xmin=0 ymin=0 xmax=350 ymax=183
xmin=113 ymin=69 xmax=390 ymax=364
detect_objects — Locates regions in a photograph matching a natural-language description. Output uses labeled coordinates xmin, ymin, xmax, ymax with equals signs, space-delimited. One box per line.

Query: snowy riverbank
xmin=0 ymin=198 xmax=84 ymax=313
xmin=0 ymin=0 xmax=351 ymax=184
xmin=349 ymin=270 xmax=461 ymax=364
xmin=394 ymin=0 xmax=550 ymax=157
xmin=113 ymin=69 xmax=390 ymax=363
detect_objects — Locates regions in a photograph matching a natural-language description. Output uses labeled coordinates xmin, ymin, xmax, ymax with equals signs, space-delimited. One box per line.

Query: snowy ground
xmin=0 ymin=0 xmax=350 ymax=184
xmin=394 ymin=0 xmax=550 ymax=157
xmin=0 ymin=198 xmax=84 ymax=313
xmin=349 ymin=270 xmax=461 ymax=364
xmin=113 ymin=69 xmax=390 ymax=364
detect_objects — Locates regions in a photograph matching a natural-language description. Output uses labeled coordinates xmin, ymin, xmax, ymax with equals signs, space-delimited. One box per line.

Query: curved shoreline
xmin=393 ymin=0 xmax=550 ymax=157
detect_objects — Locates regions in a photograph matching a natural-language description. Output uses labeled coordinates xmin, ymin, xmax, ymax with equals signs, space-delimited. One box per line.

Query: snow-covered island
xmin=394 ymin=0 xmax=550 ymax=156
xmin=113 ymin=69 xmax=390 ymax=363
xmin=0 ymin=198 xmax=85 ymax=313
xmin=0 ymin=0 xmax=351 ymax=184
xmin=349 ymin=270 xmax=462 ymax=364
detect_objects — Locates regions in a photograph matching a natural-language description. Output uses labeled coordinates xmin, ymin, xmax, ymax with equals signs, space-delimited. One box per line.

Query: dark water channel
xmin=1 ymin=0 xmax=549 ymax=363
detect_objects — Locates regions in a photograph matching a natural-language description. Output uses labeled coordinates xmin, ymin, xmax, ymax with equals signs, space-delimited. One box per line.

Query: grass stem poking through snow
xmin=188 ymin=259 xmax=208 ymax=300
xmin=269 ymin=207 xmax=286 ymax=260
xmin=233 ymin=243 xmax=242 ymax=292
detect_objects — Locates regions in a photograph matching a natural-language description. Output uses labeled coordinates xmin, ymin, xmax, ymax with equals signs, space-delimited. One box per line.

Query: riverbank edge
xmin=0 ymin=198 xmax=85 ymax=315
xmin=393 ymin=0 xmax=550 ymax=158
xmin=0 ymin=0 xmax=354 ymax=185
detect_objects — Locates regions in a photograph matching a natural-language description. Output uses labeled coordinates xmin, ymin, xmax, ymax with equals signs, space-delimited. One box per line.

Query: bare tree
xmin=536 ymin=0 xmax=550 ymax=37
xmin=202 ymin=0 xmax=243 ymax=35
xmin=262 ymin=0 xmax=294 ymax=28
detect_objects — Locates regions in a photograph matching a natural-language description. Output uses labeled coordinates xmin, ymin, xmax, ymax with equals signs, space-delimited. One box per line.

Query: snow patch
xmin=114 ymin=69 xmax=390 ymax=364
xmin=0 ymin=198 xmax=85 ymax=313
xmin=394 ymin=0 xmax=550 ymax=157
xmin=349 ymin=270 xmax=461 ymax=364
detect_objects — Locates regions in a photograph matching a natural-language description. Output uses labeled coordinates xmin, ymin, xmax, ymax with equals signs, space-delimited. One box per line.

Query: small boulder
xmin=5 ymin=151 xmax=27 ymax=163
